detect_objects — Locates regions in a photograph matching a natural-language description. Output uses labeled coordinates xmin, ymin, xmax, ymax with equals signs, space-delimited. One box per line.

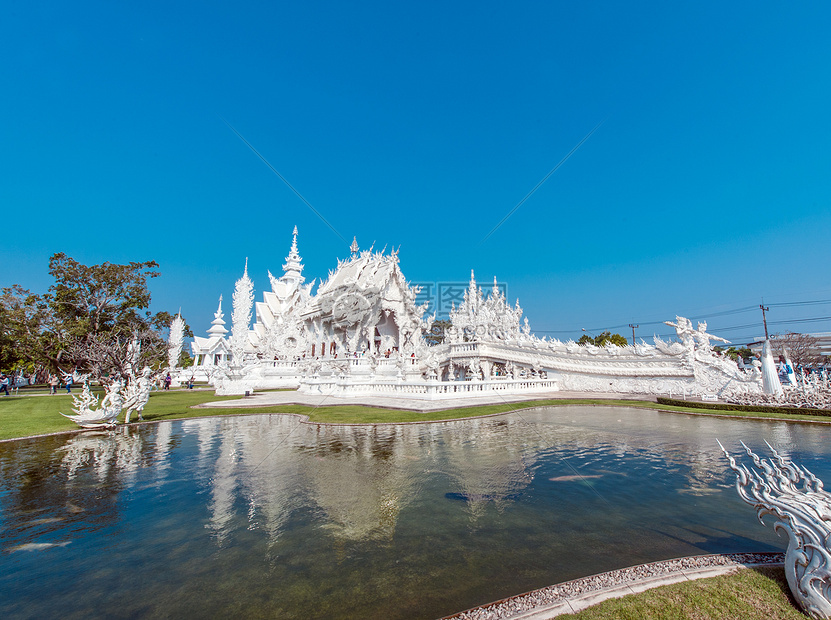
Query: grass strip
xmin=2 ymin=390 xmax=828 ymax=443
xmin=658 ymin=396 xmax=831 ymax=417
xmin=559 ymin=565 xmax=802 ymax=619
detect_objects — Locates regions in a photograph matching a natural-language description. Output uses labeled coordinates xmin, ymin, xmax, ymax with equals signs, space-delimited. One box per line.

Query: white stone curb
xmin=442 ymin=552 xmax=785 ymax=620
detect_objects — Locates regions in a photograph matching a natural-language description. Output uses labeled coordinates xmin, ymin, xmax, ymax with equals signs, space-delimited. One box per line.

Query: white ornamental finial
xmin=230 ymin=260 xmax=254 ymax=366
xmin=208 ymin=295 xmax=228 ymax=337
xmin=350 ymin=236 xmax=359 ymax=256
xmin=168 ymin=312 xmax=186 ymax=370
xmin=282 ymin=226 xmax=305 ymax=283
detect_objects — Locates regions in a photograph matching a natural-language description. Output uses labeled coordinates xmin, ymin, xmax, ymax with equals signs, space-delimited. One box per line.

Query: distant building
xmin=191 ymin=296 xmax=232 ymax=376
xmin=747 ymin=332 xmax=831 ymax=363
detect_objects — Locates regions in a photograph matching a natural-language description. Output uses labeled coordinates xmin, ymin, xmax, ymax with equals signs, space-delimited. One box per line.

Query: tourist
xmin=49 ymin=374 xmax=59 ymax=394
xmin=65 ymin=375 xmax=73 ymax=393
xmin=187 ymin=376 xmax=194 ymax=389
xmin=164 ymin=373 xmax=172 ymax=390
xmin=0 ymin=374 xmax=9 ymax=397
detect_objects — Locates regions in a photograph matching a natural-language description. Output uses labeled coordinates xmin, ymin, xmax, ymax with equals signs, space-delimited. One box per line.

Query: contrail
xmin=479 ymin=119 xmax=606 ymax=245
xmin=220 ymin=117 xmax=348 ymax=245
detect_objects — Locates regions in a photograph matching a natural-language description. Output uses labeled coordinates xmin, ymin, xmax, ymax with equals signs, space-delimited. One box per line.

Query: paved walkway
xmin=442 ymin=552 xmax=785 ymax=619
xmin=197 ymin=389 xmax=659 ymax=413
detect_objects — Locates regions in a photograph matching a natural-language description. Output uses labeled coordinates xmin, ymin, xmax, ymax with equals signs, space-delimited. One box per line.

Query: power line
xmin=535 ymin=310 xmax=831 ymax=339
xmin=768 ymin=299 xmax=831 ymax=308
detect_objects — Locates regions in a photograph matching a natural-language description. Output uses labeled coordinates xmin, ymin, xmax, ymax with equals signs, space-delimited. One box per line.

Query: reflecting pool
xmin=2 ymin=406 xmax=829 ymax=619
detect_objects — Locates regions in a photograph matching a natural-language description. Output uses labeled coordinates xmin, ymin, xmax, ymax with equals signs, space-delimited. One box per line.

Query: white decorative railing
xmin=298 ymin=377 xmax=558 ymax=400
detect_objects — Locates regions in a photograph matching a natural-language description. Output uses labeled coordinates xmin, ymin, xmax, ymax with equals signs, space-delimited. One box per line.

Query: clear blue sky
xmin=3 ymin=1 xmax=830 ymax=345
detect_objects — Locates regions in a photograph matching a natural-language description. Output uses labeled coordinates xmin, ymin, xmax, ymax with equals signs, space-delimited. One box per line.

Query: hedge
xmin=656 ymin=397 xmax=831 ymax=418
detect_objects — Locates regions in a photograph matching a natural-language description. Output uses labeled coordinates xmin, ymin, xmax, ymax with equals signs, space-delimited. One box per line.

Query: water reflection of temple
xmin=184 ymin=415 xmax=545 ymax=544
xmin=11 ymin=406 xmax=824 ymax=557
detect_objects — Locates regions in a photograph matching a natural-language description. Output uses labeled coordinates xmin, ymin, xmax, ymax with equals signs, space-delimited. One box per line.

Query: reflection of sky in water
xmin=1 ymin=407 xmax=830 ymax=619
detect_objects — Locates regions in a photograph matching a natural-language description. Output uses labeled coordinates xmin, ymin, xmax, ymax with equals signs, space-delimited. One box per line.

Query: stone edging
xmin=441 ymin=552 xmax=785 ymax=620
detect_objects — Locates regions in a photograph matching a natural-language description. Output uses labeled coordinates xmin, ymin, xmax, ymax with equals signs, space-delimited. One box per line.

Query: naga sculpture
xmin=719 ymin=440 xmax=831 ymax=619
xmin=61 ymin=380 xmax=123 ymax=428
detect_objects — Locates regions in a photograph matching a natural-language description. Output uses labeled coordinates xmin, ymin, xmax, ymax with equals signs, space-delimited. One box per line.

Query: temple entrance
xmin=375 ymin=312 xmax=399 ymax=353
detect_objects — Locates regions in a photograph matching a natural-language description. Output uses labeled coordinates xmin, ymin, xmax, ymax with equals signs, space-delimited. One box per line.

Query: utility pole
xmin=760 ymin=304 xmax=770 ymax=340
xmin=629 ymin=323 xmax=638 ymax=346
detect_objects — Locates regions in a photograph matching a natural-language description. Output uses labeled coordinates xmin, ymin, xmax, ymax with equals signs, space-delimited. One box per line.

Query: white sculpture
xmin=123 ymin=367 xmax=153 ymax=423
xmin=59 ymin=368 xmax=90 ymax=386
xmin=761 ymin=339 xmax=785 ymax=396
xmin=693 ymin=320 xmax=730 ymax=355
xmin=230 ymin=258 xmax=254 ymax=366
xmin=61 ymin=380 xmax=123 ymax=428
xmin=664 ymin=316 xmax=696 ymax=352
xmin=61 ymin=333 xmax=159 ymax=428
xmin=719 ymin=441 xmax=831 ymax=619
xmin=726 ymin=364 xmax=831 ymax=410
xmin=168 ymin=311 xmax=186 ymax=371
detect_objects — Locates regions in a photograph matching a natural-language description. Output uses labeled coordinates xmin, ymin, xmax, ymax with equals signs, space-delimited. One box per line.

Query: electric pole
xmin=760 ymin=304 xmax=770 ymax=340
xmin=629 ymin=323 xmax=638 ymax=346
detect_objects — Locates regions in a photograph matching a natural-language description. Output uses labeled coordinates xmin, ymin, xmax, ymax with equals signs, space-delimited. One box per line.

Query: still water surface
xmin=1 ymin=406 xmax=829 ymax=619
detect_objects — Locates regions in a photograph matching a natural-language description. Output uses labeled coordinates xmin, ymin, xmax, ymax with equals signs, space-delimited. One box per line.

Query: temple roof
xmin=316 ymin=249 xmax=400 ymax=297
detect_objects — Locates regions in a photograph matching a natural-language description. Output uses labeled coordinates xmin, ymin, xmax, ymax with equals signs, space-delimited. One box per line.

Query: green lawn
xmin=1 ymin=389 xmax=828 ymax=442
xmin=560 ymin=565 xmax=802 ymax=620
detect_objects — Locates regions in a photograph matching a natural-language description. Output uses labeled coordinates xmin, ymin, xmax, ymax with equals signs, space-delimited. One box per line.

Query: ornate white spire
xmin=467 ymin=270 xmax=480 ymax=312
xmin=282 ymin=226 xmax=305 ymax=284
xmin=350 ymin=236 xmax=359 ymax=257
xmin=230 ymin=259 xmax=254 ymax=365
xmin=168 ymin=310 xmax=186 ymax=370
xmin=208 ymin=295 xmax=228 ymax=337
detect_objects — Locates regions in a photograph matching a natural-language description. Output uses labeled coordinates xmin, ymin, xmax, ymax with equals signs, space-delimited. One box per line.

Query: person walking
xmin=0 ymin=374 xmax=9 ymax=396
xmin=65 ymin=375 xmax=73 ymax=393
xmin=49 ymin=374 xmax=59 ymax=394
xmin=164 ymin=373 xmax=172 ymax=390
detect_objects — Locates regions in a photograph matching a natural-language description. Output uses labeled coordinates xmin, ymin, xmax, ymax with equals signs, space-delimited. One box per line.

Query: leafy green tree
xmin=578 ymin=331 xmax=629 ymax=347
xmin=0 ymin=285 xmax=63 ymax=371
xmin=424 ymin=319 xmax=452 ymax=346
xmin=2 ymin=253 xmax=181 ymax=378
xmin=718 ymin=346 xmax=753 ymax=362
xmin=42 ymin=253 xmax=171 ymax=375
xmin=48 ymin=252 xmax=160 ymax=338
xmin=178 ymin=349 xmax=194 ymax=368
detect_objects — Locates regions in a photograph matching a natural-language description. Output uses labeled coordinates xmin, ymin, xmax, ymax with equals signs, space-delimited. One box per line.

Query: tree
xmin=577 ymin=331 xmax=628 ymax=347
xmin=424 ymin=319 xmax=452 ymax=346
xmin=1 ymin=253 xmax=182 ymax=379
xmin=718 ymin=346 xmax=753 ymax=362
xmin=44 ymin=253 xmax=169 ymax=375
xmin=48 ymin=252 xmax=160 ymax=338
xmin=0 ymin=285 xmax=64 ymax=372
xmin=771 ymin=332 xmax=822 ymax=366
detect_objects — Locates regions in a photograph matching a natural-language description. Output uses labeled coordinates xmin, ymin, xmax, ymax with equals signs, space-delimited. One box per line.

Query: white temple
xmin=190 ymin=297 xmax=232 ymax=378
xmin=188 ymin=227 xmax=764 ymax=400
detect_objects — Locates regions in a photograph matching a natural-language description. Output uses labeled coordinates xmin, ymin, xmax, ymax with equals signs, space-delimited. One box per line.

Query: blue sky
xmin=3 ymin=1 xmax=830 ymax=344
